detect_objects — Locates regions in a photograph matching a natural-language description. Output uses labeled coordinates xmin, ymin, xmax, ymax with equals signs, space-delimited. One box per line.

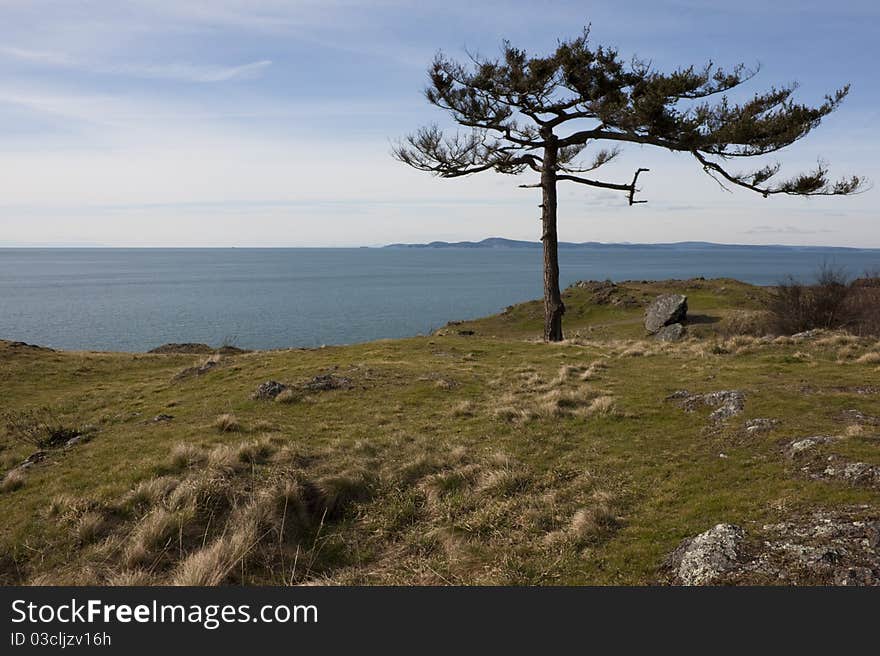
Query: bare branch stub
xmin=628 ymin=168 xmax=650 ymax=205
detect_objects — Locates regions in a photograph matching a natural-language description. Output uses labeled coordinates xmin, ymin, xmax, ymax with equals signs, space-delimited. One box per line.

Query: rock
xmin=149 ymin=343 xmax=216 ymax=354
xmin=5 ymin=341 xmax=54 ymax=352
xmin=704 ymin=390 xmax=745 ymax=421
xmin=669 ymin=390 xmax=745 ymax=421
xmin=838 ymin=409 xmax=880 ymax=425
xmin=571 ymin=280 xmax=640 ymax=307
xmin=665 ymin=511 xmax=880 ymax=585
xmin=834 ymin=567 xmax=880 ymax=586
xmin=19 ymin=451 xmax=47 ymax=469
xmin=645 ymin=294 xmax=688 ymax=334
xmin=790 ymin=329 xmax=825 ymax=341
xmin=301 ymin=374 xmax=352 ymax=392
xmin=822 ymin=459 xmax=880 ymax=487
xmin=666 ymin=523 xmax=746 ymax=585
xmin=745 ymin=418 xmax=779 ymax=434
xmin=64 ymin=434 xmax=90 ymax=448
xmin=786 ymin=436 xmax=838 ymax=458
xmin=252 ymin=380 xmax=288 ymax=400
xmin=150 ymin=343 xmax=249 ymax=355
xmin=173 ymin=357 xmax=221 ymax=380
xmin=152 ymin=414 xmax=174 ymax=423
xmin=654 ymin=323 xmax=686 ymax=341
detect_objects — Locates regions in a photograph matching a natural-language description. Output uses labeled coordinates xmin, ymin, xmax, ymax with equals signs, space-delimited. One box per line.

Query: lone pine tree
xmin=393 ymin=29 xmax=864 ymax=341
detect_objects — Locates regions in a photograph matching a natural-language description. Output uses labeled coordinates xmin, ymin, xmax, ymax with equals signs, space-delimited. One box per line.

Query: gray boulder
xmin=645 ymin=294 xmax=688 ymax=334
xmin=667 ymin=523 xmax=746 ymax=585
xmin=655 ymin=323 xmax=686 ymax=341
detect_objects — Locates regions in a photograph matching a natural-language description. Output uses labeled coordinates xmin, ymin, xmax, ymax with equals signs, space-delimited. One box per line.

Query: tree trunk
xmin=540 ymin=139 xmax=564 ymax=342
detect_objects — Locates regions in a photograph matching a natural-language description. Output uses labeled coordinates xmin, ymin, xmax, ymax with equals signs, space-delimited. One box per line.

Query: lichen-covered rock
xmin=664 ymin=511 xmax=880 ymax=586
xmin=666 ymin=523 xmax=746 ymax=585
xmin=704 ymin=391 xmax=745 ymax=421
xmin=301 ymin=374 xmax=352 ymax=392
xmin=786 ymin=436 xmax=838 ymax=458
xmin=744 ymin=418 xmax=779 ymax=434
xmin=645 ymin=294 xmax=688 ymax=334
xmin=654 ymin=323 xmax=686 ymax=341
xmin=669 ymin=389 xmax=745 ymax=422
xmin=252 ymin=380 xmax=288 ymax=400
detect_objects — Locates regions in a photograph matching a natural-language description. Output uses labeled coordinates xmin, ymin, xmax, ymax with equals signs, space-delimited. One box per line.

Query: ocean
xmin=1 ymin=246 xmax=878 ymax=352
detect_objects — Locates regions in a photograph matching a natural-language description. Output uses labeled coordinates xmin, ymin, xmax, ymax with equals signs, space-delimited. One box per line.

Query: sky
xmin=0 ymin=0 xmax=877 ymax=247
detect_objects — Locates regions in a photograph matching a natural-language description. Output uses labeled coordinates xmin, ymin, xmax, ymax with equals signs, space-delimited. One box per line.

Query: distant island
xmin=383 ymin=237 xmax=875 ymax=251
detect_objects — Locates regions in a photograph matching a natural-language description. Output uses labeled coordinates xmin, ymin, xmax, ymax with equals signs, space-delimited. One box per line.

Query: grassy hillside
xmin=1 ymin=278 xmax=878 ymax=585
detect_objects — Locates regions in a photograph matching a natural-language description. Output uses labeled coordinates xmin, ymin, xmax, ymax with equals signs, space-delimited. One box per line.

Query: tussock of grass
xmin=451 ymin=400 xmax=475 ymax=417
xmin=274 ymin=388 xmax=299 ymax=404
xmin=1 ymin=468 xmax=25 ymax=493
xmin=236 ymin=438 xmax=276 ymax=465
xmin=311 ymin=469 xmax=374 ymax=518
xmin=168 ymin=443 xmax=206 ymax=471
xmin=855 ymin=352 xmax=880 ymax=364
xmin=124 ymin=506 xmax=196 ymax=568
xmin=75 ymin=511 xmax=108 ymax=544
xmin=213 ymin=413 xmax=241 ymax=433
xmin=123 ymin=476 xmax=180 ymax=510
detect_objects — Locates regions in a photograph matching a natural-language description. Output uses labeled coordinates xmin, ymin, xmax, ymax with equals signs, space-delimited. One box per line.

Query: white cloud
xmin=0 ymin=46 xmax=271 ymax=82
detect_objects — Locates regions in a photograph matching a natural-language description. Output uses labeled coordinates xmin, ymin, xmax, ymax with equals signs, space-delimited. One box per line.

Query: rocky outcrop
xmin=667 ymin=389 xmax=745 ymax=422
xmin=785 ymin=435 xmax=839 ymax=459
xmin=744 ymin=418 xmax=779 ymax=434
xmin=150 ymin=343 xmax=248 ymax=355
xmin=645 ymin=294 xmax=687 ymax=334
xmin=571 ymin=280 xmax=639 ymax=308
xmin=666 ymin=523 xmax=746 ymax=585
xmin=665 ymin=511 xmax=880 ymax=585
xmin=302 ymin=374 xmax=352 ymax=392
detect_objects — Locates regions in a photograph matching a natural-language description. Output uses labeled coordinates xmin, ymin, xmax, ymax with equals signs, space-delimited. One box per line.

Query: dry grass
xmin=75 ymin=511 xmax=108 ymax=544
xmin=171 ymin=508 xmax=261 ymax=586
xmin=855 ymin=352 xmax=880 ymax=365
xmin=722 ymin=309 xmax=771 ymax=336
xmin=123 ymin=476 xmax=180 ymax=510
xmin=274 ymin=388 xmax=299 ymax=404
xmin=1 ymin=468 xmax=25 ymax=493
xmin=169 ymin=443 xmax=207 ymax=470
xmin=213 ymin=413 xmax=241 ymax=433
xmin=106 ymin=569 xmax=154 ymax=586
xmin=123 ymin=506 xmax=196 ymax=567
xmin=451 ymin=400 xmax=476 ymax=417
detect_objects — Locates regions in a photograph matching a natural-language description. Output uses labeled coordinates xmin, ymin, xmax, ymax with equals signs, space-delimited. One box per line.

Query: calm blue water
xmin=1 ymin=247 xmax=878 ymax=352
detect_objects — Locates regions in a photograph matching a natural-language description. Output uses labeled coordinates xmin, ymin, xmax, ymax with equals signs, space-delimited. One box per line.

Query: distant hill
xmin=383 ymin=237 xmax=872 ymax=251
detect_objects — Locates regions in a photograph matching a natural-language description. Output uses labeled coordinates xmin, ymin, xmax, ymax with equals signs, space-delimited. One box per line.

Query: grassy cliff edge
xmin=1 ymin=278 xmax=879 ymax=585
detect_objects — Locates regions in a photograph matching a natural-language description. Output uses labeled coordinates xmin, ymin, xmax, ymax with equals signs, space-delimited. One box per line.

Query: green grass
xmin=0 ymin=279 xmax=877 ymax=585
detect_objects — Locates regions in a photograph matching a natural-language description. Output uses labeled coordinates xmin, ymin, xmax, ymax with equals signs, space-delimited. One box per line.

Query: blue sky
xmin=0 ymin=0 xmax=877 ymax=247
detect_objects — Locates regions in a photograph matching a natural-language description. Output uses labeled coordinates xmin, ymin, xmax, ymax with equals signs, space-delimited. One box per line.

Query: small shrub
xmin=2 ymin=408 xmax=80 ymax=448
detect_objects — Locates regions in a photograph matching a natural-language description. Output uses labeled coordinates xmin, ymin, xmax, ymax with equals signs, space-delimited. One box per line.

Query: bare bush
xmin=765 ymin=265 xmax=880 ymax=336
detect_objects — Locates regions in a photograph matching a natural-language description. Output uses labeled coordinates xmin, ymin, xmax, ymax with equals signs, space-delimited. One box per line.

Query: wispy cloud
xmin=745 ymin=225 xmax=837 ymax=235
xmin=0 ymin=46 xmax=271 ymax=82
